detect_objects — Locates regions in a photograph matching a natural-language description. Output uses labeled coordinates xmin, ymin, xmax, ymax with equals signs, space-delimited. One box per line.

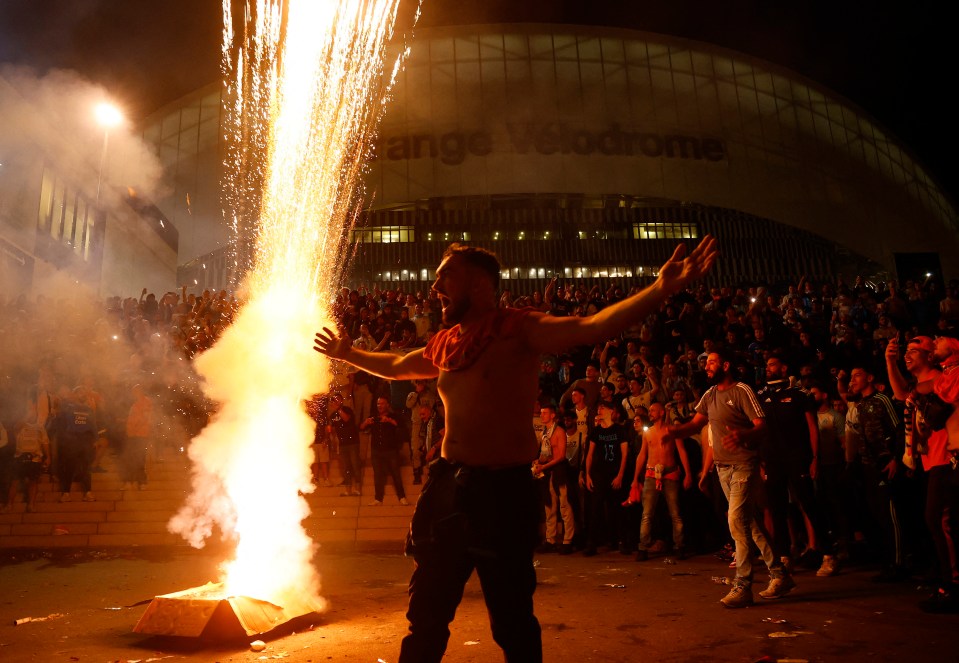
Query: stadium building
xmin=144 ymin=24 xmax=958 ymax=293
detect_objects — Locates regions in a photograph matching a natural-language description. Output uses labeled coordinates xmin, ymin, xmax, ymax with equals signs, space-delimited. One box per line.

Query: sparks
xmin=169 ymin=0 xmax=411 ymax=613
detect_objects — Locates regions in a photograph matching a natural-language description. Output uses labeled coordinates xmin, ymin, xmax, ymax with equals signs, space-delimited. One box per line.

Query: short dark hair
xmin=713 ymin=347 xmax=734 ymax=367
xmin=443 ymin=244 xmax=501 ymax=289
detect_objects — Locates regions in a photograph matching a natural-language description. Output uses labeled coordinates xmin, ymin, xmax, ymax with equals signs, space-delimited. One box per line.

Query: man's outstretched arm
xmin=314 ymin=327 xmax=439 ymax=380
xmin=523 ymin=236 xmax=718 ymax=354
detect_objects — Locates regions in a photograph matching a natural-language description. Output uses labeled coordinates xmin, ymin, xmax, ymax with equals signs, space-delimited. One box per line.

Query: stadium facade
xmin=143 ymin=25 xmax=958 ymax=293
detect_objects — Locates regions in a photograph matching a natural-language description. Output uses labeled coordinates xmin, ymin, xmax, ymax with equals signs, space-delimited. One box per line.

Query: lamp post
xmin=94 ymin=101 xmax=123 ymax=206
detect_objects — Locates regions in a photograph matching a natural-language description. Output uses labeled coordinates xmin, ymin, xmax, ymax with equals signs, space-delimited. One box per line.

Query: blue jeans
xmin=716 ymin=462 xmax=782 ymax=586
xmin=638 ymin=477 xmax=683 ymax=551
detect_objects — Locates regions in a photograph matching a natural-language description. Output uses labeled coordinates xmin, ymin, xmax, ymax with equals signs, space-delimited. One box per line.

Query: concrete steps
xmin=0 ymin=452 xmax=421 ymax=549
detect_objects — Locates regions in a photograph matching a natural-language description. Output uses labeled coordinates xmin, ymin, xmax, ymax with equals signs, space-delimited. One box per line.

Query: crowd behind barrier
xmin=2 ymin=273 xmax=959 ymax=612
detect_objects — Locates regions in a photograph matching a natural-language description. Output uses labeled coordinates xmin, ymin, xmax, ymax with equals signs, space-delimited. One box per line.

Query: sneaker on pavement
xmin=83 ymin=492 xmax=95 ymax=502
xmin=398 ymin=497 xmax=409 ymax=506
xmin=759 ymin=574 xmax=796 ymax=600
xmin=60 ymin=493 xmax=71 ymax=503
xmin=350 ymin=490 xmax=361 ymax=496
xmin=817 ymin=554 xmax=838 ymax=577
xmin=720 ymin=584 xmax=753 ymax=608
xmin=919 ymin=586 xmax=959 ymax=614
xmin=368 ymin=500 xmax=382 ymax=506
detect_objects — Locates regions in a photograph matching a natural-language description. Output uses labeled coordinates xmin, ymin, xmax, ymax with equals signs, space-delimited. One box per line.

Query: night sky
xmin=1 ymin=0 xmax=955 ymax=201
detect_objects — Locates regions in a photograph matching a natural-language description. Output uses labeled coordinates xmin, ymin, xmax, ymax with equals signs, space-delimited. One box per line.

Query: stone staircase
xmin=0 ymin=452 xmax=420 ymax=549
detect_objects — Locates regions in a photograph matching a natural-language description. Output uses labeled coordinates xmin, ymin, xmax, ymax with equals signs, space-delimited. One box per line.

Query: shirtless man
xmin=631 ymin=402 xmax=692 ymax=561
xmin=313 ymin=237 xmax=716 ymax=663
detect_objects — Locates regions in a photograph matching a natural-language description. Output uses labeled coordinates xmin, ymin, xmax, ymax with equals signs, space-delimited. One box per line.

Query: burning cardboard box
xmin=133 ymin=582 xmax=322 ymax=640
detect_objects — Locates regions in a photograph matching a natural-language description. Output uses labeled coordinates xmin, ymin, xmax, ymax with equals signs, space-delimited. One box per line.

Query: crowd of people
xmin=2 ymin=264 xmax=959 ymax=619
xmin=320 ymin=269 xmax=959 ymax=616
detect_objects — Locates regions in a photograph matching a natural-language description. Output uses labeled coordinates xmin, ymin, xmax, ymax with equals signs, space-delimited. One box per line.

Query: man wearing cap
xmin=886 ymin=335 xmax=957 ymax=611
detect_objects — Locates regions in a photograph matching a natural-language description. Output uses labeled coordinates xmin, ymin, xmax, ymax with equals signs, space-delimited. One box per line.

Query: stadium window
xmin=632 ymin=223 xmax=699 ymax=240
xmin=352 ymin=225 xmax=414 ymax=243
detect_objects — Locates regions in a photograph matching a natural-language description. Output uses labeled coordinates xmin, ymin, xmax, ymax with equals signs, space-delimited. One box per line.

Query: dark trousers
xmin=120 ymin=436 xmax=148 ymax=484
xmin=58 ymin=440 xmax=92 ymax=493
xmin=925 ymin=464 xmax=959 ymax=585
xmin=586 ymin=473 xmax=626 ymax=548
xmin=815 ymin=463 xmax=849 ymax=554
xmin=862 ymin=461 xmax=904 ymax=568
xmin=372 ymin=449 xmax=405 ymax=501
xmin=766 ymin=458 xmax=830 ymax=557
xmin=400 ymin=459 xmax=542 ymax=663
xmin=339 ymin=444 xmax=362 ymax=489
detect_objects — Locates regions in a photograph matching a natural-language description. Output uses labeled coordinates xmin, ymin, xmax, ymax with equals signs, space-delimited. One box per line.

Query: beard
xmin=707 ymin=367 xmax=726 ymax=385
xmin=441 ymin=296 xmax=470 ymax=325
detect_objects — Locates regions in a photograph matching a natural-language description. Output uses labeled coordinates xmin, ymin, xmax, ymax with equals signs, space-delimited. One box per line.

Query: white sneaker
xmin=368 ymin=500 xmax=382 ymax=506
xmin=759 ymin=574 xmax=796 ymax=600
xmin=399 ymin=497 xmax=409 ymax=506
xmin=720 ymin=584 xmax=753 ymax=608
xmin=60 ymin=493 xmax=71 ymax=503
xmin=83 ymin=492 xmax=95 ymax=502
xmin=817 ymin=555 xmax=838 ymax=577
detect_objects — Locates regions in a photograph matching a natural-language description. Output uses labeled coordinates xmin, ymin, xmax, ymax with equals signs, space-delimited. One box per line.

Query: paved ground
xmin=0 ymin=544 xmax=953 ymax=662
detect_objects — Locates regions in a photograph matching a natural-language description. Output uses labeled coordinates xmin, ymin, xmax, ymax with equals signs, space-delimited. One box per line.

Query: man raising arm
xmin=313 ymin=236 xmax=717 ymax=663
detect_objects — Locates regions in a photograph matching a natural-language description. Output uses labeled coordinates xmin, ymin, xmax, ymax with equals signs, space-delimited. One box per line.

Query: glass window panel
xmin=161 ymin=112 xmax=181 ymax=139
xmin=50 ymin=178 xmax=65 ymax=239
xmin=669 ymin=49 xmax=692 ymax=73
xmin=37 ymin=168 xmax=54 ymax=231
xmin=501 ymin=33 xmax=529 ymax=60
xmin=577 ymin=37 xmax=601 ymax=61
xmin=600 ymin=37 xmax=625 ymax=64
xmin=454 ymin=35 xmax=480 ymax=61
xmin=180 ymin=106 xmax=200 ymax=130
xmin=457 ymin=61 xmax=480 ymax=86
xmin=528 ymin=34 xmax=554 ymax=60
xmin=478 ymin=35 xmax=509 ymax=60
xmin=552 ymin=34 xmax=578 ymax=61
xmin=430 ymin=37 xmax=454 ymax=63
xmin=712 ymin=57 xmax=734 ymax=78
xmin=623 ymin=40 xmax=647 ymax=65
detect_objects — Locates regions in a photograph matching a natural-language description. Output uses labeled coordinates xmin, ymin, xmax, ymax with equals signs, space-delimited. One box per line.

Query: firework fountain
xmin=135 ymin=0 xmax=414 ymax=638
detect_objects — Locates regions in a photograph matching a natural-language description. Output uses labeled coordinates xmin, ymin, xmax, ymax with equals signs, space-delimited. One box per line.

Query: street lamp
xmin=94 ymin=101 xmax=124 ymax=205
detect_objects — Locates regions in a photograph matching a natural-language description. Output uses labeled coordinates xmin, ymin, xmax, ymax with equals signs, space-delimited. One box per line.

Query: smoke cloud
xmin=0 ymin=64 xmax=164 ymax=210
